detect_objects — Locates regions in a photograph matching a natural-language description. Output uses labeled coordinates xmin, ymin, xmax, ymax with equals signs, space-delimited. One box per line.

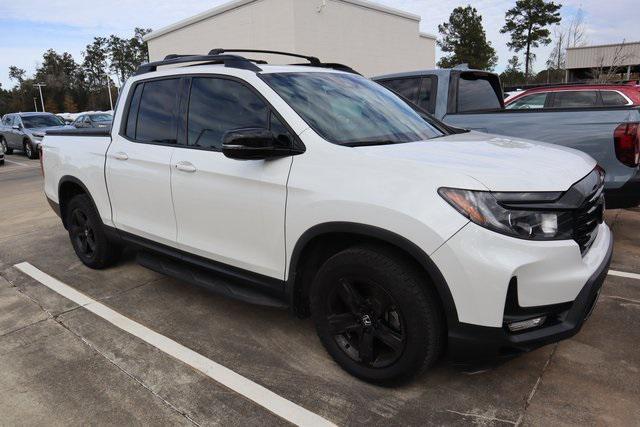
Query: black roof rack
xmin=209 ymin=49 xmax=361 ymax=74
xmin=134 ymin=54 xmax=262 ymax=75
xmin=134 ymin=49 xmax=360 ymax=76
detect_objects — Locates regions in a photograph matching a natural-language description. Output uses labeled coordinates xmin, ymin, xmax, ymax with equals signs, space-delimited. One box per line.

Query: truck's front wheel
xmin=65 ymin=194 xmax=121 ymax=269
xmin=310 ymin=245 xmax=444 ymax=385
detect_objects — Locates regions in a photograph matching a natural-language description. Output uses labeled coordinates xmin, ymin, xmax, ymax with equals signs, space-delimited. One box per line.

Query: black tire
xmin=24 ymin=141 xmax=38 ymax=159
xmin=310 ymin=245 xmax=444 ymax=385
xmin=0 ymin=138 xmax=12 ymax=154
xmin=65 ymin=194 xmax=121 ymax=269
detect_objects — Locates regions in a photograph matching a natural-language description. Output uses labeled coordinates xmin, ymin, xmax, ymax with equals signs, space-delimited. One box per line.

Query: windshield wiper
xmin=341 ymin=140 xmax=401 ymax=147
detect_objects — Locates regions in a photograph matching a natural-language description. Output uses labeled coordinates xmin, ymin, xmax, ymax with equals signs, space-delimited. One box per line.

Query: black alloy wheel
xmin=310 ymin=245 xmax=444 ymax=385
xmin=327 ymin=277 xmax=406 ymax=368
xmin=65 ymin=194 xmax=121 ymax=269
xmin=69 ymin=208 xmax=97 ymax=259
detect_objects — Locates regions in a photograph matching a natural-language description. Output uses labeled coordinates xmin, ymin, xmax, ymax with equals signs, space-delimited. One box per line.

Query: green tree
xmin=437 ymin=6 xmax=498 ymax=70
xmin=108 ymin=28 xmax=152 ymax=84
xmin=500 ymin=55 xmax=526 ymax=86
xmin=500 ymin=0 xmax=562 ymax=81
xmin=83 ymin=37 xmax=109 ymax=89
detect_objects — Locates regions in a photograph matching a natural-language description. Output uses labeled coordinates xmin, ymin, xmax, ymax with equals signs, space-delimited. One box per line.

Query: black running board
xmin=137 ymin=251 xmax=288 ymax=309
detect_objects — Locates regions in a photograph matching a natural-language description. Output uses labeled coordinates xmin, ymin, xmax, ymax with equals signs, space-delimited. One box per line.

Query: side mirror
xmin=222 ymin=128 xmax=301 ymax=160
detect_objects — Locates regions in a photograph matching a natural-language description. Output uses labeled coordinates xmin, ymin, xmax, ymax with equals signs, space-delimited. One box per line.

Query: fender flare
xmin=57 ymin=175 xmax=102 ymax=228
xmin=286 ymin=222 xmax=459 ymax=325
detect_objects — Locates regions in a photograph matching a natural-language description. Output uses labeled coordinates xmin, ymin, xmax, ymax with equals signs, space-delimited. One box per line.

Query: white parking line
xmin=14 ymin=262 xmax=335 ymax=427
xmin=608 ymin=269 xmax=640 ymax=281
xmin=5 ymin=159 xmax=37 ymax=168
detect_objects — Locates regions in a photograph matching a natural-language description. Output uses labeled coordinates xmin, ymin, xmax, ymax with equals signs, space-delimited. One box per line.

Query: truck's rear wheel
xmin=1 ymin=138 xmax=12 ymax=154
xmin=65 ymin=194 xmax=121 ymax=269
xmin=310 ymin=245 xmax=444 ymax=385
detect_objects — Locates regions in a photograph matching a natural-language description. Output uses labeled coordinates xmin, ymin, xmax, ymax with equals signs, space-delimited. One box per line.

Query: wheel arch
xmin=286 ymin=222 xmax=459 ymax=325
xmin=58 ymin=176 xmax=101 ymax=229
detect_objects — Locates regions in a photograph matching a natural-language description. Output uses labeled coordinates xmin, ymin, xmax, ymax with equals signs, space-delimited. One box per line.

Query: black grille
xmin=573 ymin=185 xmax=604 ymax=254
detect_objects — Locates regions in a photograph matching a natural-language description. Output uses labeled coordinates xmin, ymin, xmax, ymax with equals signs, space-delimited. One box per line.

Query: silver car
xmin=0 ymin=112 xmax=69 ymax=159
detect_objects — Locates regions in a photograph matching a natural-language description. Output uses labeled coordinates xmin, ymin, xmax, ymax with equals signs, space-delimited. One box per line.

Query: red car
xmin=506 ymin=83 xmax=640 ymax=109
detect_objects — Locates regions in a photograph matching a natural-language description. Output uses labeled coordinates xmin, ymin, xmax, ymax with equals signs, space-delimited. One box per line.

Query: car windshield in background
xmin=91 ymin=114 xmax=112 ymax=122
xmin=21 ymin=115 xmax=64 ymax=128
xmin=261 ymin=72 xmax=444 ymax=146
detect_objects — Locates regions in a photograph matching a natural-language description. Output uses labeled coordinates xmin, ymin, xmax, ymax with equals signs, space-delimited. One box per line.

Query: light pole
xmin=106 ymin=75 xmax=114 ymax=111
xmin=35 ymin=83 xmax=46 ymax=112
xmin=33 ymin=97 xmax=38 ymax=112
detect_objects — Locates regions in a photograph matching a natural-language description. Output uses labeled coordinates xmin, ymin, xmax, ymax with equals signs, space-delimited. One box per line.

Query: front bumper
xmin=439 ymin=224 xmax=613 ymax=361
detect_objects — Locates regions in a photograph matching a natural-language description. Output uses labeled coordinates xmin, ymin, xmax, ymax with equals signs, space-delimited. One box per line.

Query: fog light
xmin=507 ymin=316 xmax=546 ymax=332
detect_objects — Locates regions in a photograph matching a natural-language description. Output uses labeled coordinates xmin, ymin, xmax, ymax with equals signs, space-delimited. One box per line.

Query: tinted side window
xmin=125 ymin=83 xmax=144 ymax=139
xmin=457 ymin=74 xmax=501 ymax=112
xmin=506 ymin=92 xmax=548 ymax=109
xmin=552 ymin=91 xmax=598 ymax=108
xmin=601 ymin=91 xmax=629 ymax=106
xmin=379 ymin=78 xmax=421 ymax=104
xmin=187 ymin=77 xmax=269 ymax=150
xmin=417 ymin=77 xmax=437 ymax=114
xmin=135 ymin=78 xmax=180 ymax=143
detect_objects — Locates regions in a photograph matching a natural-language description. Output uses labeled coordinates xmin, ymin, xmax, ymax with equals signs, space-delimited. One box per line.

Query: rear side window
xmin=379 ymin=78 xmax=421 ymax=104
xmin=506 ymin=92 xmax=548 ymax=109
xmin=601 ymin=91 xmax=629 ymax=106
xmin=417 ymin=77 xmax=437 ymax=114
xmin=127 ymin=78 xmax=180 ymax=143
xmin=457 ymin=74 xmax=501 ymax=112
xmin=551 ymin=91 xmax=598 ymax=108
xmin=187 ymin=77 xmax=269 ymax=151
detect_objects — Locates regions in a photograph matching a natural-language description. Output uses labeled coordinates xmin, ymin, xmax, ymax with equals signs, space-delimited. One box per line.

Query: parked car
xmin=0 ymin=112 xmax=68 ymax=159
xmin=506 ymin=83 xmax=640 ymax=110
xmin=72 ymin=113 xmax=113 ymax=129
xmin=373 ymin=68 xmax=640 ymax=208
xmin=42 ymin=50 xmax=612 ymax=384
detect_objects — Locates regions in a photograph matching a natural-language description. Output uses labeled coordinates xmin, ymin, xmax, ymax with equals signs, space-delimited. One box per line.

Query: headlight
xmin=439 ymin=188 xmax=573 ymax=240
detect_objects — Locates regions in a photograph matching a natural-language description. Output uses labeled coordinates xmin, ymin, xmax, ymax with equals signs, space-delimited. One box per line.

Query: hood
xmin=29 ymin=125 xmax=71 ymax=135
xmin=357 ymin=131 xmax=596 ymax=192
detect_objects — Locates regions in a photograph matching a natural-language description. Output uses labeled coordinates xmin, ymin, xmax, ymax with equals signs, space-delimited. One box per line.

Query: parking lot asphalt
xmin=0 ymin=155 xmax=639 ymax=426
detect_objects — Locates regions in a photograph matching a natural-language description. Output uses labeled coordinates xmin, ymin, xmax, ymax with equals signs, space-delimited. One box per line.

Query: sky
xmin=0 ymin=0 xmax=637 ymax=89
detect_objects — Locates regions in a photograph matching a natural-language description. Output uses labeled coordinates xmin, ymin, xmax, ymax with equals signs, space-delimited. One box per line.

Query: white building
xmin=566 ymin=41 xmax=640 ymax=81
xmin=143 ymin=0 xmax=436 ymax=77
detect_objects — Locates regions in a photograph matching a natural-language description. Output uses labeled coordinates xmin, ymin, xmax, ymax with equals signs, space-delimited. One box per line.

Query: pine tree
xmin=437 ymin=6 xmax=498 ymax=70
xmin=500 ymin=0 xmax=562 ymax=81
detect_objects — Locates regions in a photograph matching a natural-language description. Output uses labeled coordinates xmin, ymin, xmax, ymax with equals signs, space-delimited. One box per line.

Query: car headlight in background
xmin=439 ymin=187 xmax=573 ymax=240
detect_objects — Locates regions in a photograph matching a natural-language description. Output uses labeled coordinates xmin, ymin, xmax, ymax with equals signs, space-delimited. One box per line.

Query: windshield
xmin=21 ymin=114 xmax=64 ymax=128
xmin=261 ymin=72 xmax=444 ymax=145
xmin=90 ymin=114 xmax=112 ymax=122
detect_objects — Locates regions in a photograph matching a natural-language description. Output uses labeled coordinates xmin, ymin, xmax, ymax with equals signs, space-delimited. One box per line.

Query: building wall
xmin=292 ymin=0 xmax=434 ymax=76
xmin=147 ymin=0 xmax=296 ymax=62
xmin=145 ymin=0 xmax=435 ymax=76
xmin=566 ymin=42 xmax=640 ymax=69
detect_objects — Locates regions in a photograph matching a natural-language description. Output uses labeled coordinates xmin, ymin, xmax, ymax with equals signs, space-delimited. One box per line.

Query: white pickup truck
xmin=42 ymin=50 xmax=613 ymax=384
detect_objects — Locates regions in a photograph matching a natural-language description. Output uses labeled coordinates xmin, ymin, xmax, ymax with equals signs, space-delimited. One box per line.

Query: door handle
xmin=175 ymin=161 xmax=197 ymax=173
xmin=113 ymin=152 xmax=128 ymax=161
